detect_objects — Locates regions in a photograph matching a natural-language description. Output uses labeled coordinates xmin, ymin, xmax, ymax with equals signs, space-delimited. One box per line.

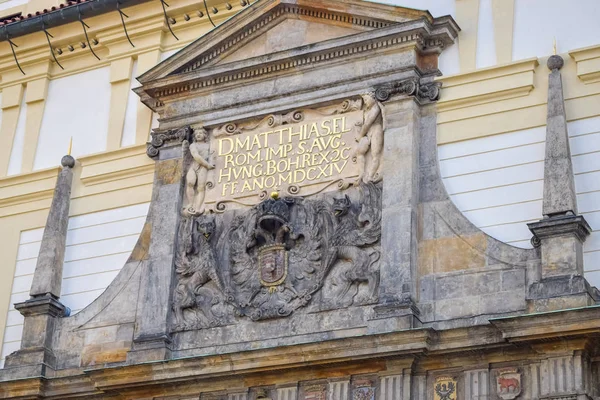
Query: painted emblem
xmin=258 ymin=244 xmax=288 ymax=287
xmin=496 ymin=368 xmax=521 ymax=399
xmin=352 ymin=380 xmax=375 ymax=400
xmin=434 ymin=376 xmax=456 ymax=400
xmin=302 ymin=384 xmax=327 ymax=400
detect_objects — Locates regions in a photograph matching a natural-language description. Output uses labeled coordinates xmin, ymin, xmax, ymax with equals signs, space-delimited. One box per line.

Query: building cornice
xmin=0 ymin=0 xmax=242 ymax=84
xmin=0 ymin=144 xmax=152 ymax=215
xmin=136 ymin=16 xmax=458 ymax=111
xmin=569 ymin=43 xmax=600 ymax=84
xmin=0 ymin=307 xmax=598 ymax=398
xmin=435 ymin=57 xmax=539 ymax=111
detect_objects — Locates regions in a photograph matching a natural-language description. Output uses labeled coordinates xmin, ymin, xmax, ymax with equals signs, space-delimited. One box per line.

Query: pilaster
xmin=21 ymin=75 xmax=50 ymax=173
xmin=527 ymin=55 xmax=596 ymax=312
xmin=379 ymin=375 xmax=402 ymax=400
xmin=0 ymin=84 xmax=24 ymax=177
xmin=276 ymin=385 xmax=297 ymax=400
xmin=455 ymin=0 xmax=480 ymax=71
xmin=491 ymin=0 xmax=515 ymax=65
xmin=328 ymin=379 xmax=349 ymax=400
xmin=368 ymin=79 xmax=441 ymax=332
xmin=107 ymin=57 xmax=135 ymax=150
xmin=464 ymin=368 xmax=489 ymax=399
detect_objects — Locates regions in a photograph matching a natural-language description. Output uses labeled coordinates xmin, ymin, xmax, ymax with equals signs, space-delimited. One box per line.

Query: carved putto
xmin=352 ymin=94 xmax=384 ymax=184
xmin=183 ymin=128 xmax=214 ymax=216
xmin=172 ymin=183 xmax=382 ymax=329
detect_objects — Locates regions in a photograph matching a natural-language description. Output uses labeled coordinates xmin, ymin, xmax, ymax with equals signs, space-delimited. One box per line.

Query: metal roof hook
xmin=117 ymin=0 xmax=135 ymax=48
xmin=42 ymin=17 xmax=64 ymax=70
xmin=159 ymin=0 xmax=178 ymax=40
xmin=3 ymin=25 xmax=25 ymax=75
xmin=203 ymin=0 xmax=216 ymax=27
xmin=77 ymin=4 xmax=100 ymax=60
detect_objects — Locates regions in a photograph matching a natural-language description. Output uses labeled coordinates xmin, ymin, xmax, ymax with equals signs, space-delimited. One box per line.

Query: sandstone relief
xmin=182 ymin=128 xmax=215 ymax=216
xmin=178 ymin=97 xmax=382 ymax=214
xmin=172 ymin=182 xmax=382 ymax=330
xmin=352 ymin=94 xmax=384 ymax=184
xmin=173 ymin=97 xmax=385 ymax=330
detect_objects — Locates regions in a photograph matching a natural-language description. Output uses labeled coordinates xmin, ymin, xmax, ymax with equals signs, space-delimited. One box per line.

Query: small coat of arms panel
xmin=259 ymin=244 xmax=288 ymax=286
xmin=434 ymin=376 xmax=457 ymax=400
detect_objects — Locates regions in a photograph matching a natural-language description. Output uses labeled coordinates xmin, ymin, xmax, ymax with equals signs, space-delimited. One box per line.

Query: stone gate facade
xmin=0 ymin=0 xmax=598 ymax=399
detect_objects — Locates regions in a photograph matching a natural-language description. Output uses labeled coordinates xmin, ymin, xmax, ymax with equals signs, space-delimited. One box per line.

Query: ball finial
xmin=270 ymin=191 xmax=279 ymax=200
xmin=61 ymin=155 xmax=75 ymax=168
xmin=547 ymin=55 xmax=564 ymax=71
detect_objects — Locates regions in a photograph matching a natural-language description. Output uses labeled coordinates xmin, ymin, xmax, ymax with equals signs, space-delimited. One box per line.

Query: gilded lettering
xmin=219 ymin=138 xmax=234 ymax=156
xmin=321 ymin=119 xmax=332 ymax=136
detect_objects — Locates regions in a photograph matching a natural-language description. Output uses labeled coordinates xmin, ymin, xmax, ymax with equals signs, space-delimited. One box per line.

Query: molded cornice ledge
xmin=0 ymin=167 xmax=59 ymax=208
xmin=0 ymin=145 xmax=153 ymax=214
xmin=435 ymin=57 xmax=539 ymax=111
xmin=569 ymin=44 xmax=600 ymax=84
xmin=1 ymin=308 xmax=599 ymax=398
xmin=79 ymin=144 xmax=154 ymax=185
xmin=135 ymin=4 xmax=459 ymax=111
xmin=490 ymin=305 xmax=600 ymax=343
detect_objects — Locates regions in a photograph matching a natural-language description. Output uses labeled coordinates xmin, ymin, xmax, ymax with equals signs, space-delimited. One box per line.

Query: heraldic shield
xmin=259 ymin=244 xmax=288 ymax=287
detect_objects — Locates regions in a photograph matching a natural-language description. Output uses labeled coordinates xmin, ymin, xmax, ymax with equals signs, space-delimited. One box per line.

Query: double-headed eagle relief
xmin=173 ymin=183 xmax=381 ymax=329
xmin=173 ymin=96 xmax=384 ymax=330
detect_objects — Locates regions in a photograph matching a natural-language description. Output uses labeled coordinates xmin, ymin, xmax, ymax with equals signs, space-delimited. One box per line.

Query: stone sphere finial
xmin=547 ymin=55 xmax=564 ymax=71
xmin=61 ymin=155 xmax=75 ymax=168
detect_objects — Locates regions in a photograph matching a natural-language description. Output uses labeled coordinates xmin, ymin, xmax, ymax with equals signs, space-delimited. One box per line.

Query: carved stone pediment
xmin=134 ymin=0 xmax=459 ymax=113
xmin=139 ymin=0 xmax=441 ymax=80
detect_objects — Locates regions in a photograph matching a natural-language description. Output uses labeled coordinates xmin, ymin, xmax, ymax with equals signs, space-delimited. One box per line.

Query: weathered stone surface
xmin=29 ymin=163 xmax=74 ymax=299
xmin=418 ymin=233 xmax=487 ymax=276
xmin=2 ymin=1 xmax=599 ymax=399
xmin=542 ymin=55 xmax=577 ymax=217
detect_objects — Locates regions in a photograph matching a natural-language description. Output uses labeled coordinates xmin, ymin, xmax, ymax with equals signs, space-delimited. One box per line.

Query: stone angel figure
xmin=352 ymin=93 xmax=384 ymax=184
xmin=183 ymin=128 xmax=214 ymax=216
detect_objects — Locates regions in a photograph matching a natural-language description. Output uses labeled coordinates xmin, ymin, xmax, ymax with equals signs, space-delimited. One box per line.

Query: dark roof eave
xmin=0 ymin=0 xmax=154 ymax=42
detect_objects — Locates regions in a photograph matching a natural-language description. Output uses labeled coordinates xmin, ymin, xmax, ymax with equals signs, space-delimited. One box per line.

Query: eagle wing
xmin=336 ymin=182 xmax=382 ymax=247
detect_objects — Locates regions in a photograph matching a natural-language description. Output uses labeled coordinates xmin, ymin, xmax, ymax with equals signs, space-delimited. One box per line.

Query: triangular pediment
xmin=215 ymin=18 xmax=362 ymax=65
xmin=138 ymin=0 xmax=435 ymax=83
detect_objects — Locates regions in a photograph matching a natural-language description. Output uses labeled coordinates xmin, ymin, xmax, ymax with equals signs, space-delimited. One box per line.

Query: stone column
xmin=368 ymin=85 xmax=424 ymax=333
xmin=1 ymin=155 xmax=74 ymax=378
xmin=228 ymin=393 xmax=248 ymax=400
xmin=527 ymin=55 xmax=596 ymax=312
xmin=464 ymin=368 xmax=489 ymax=400
xmin=277 ymin=386 xmax=297 ymax=400
xmin=328 ymin=379 xmax=349 ymax=400
xmin=128 ymin=128 xmax=189 ymax=363
xmin=379 ymin=375 xmax=402 ymax=400
xmin=410 ymin=374 xmax=426 ymax=399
